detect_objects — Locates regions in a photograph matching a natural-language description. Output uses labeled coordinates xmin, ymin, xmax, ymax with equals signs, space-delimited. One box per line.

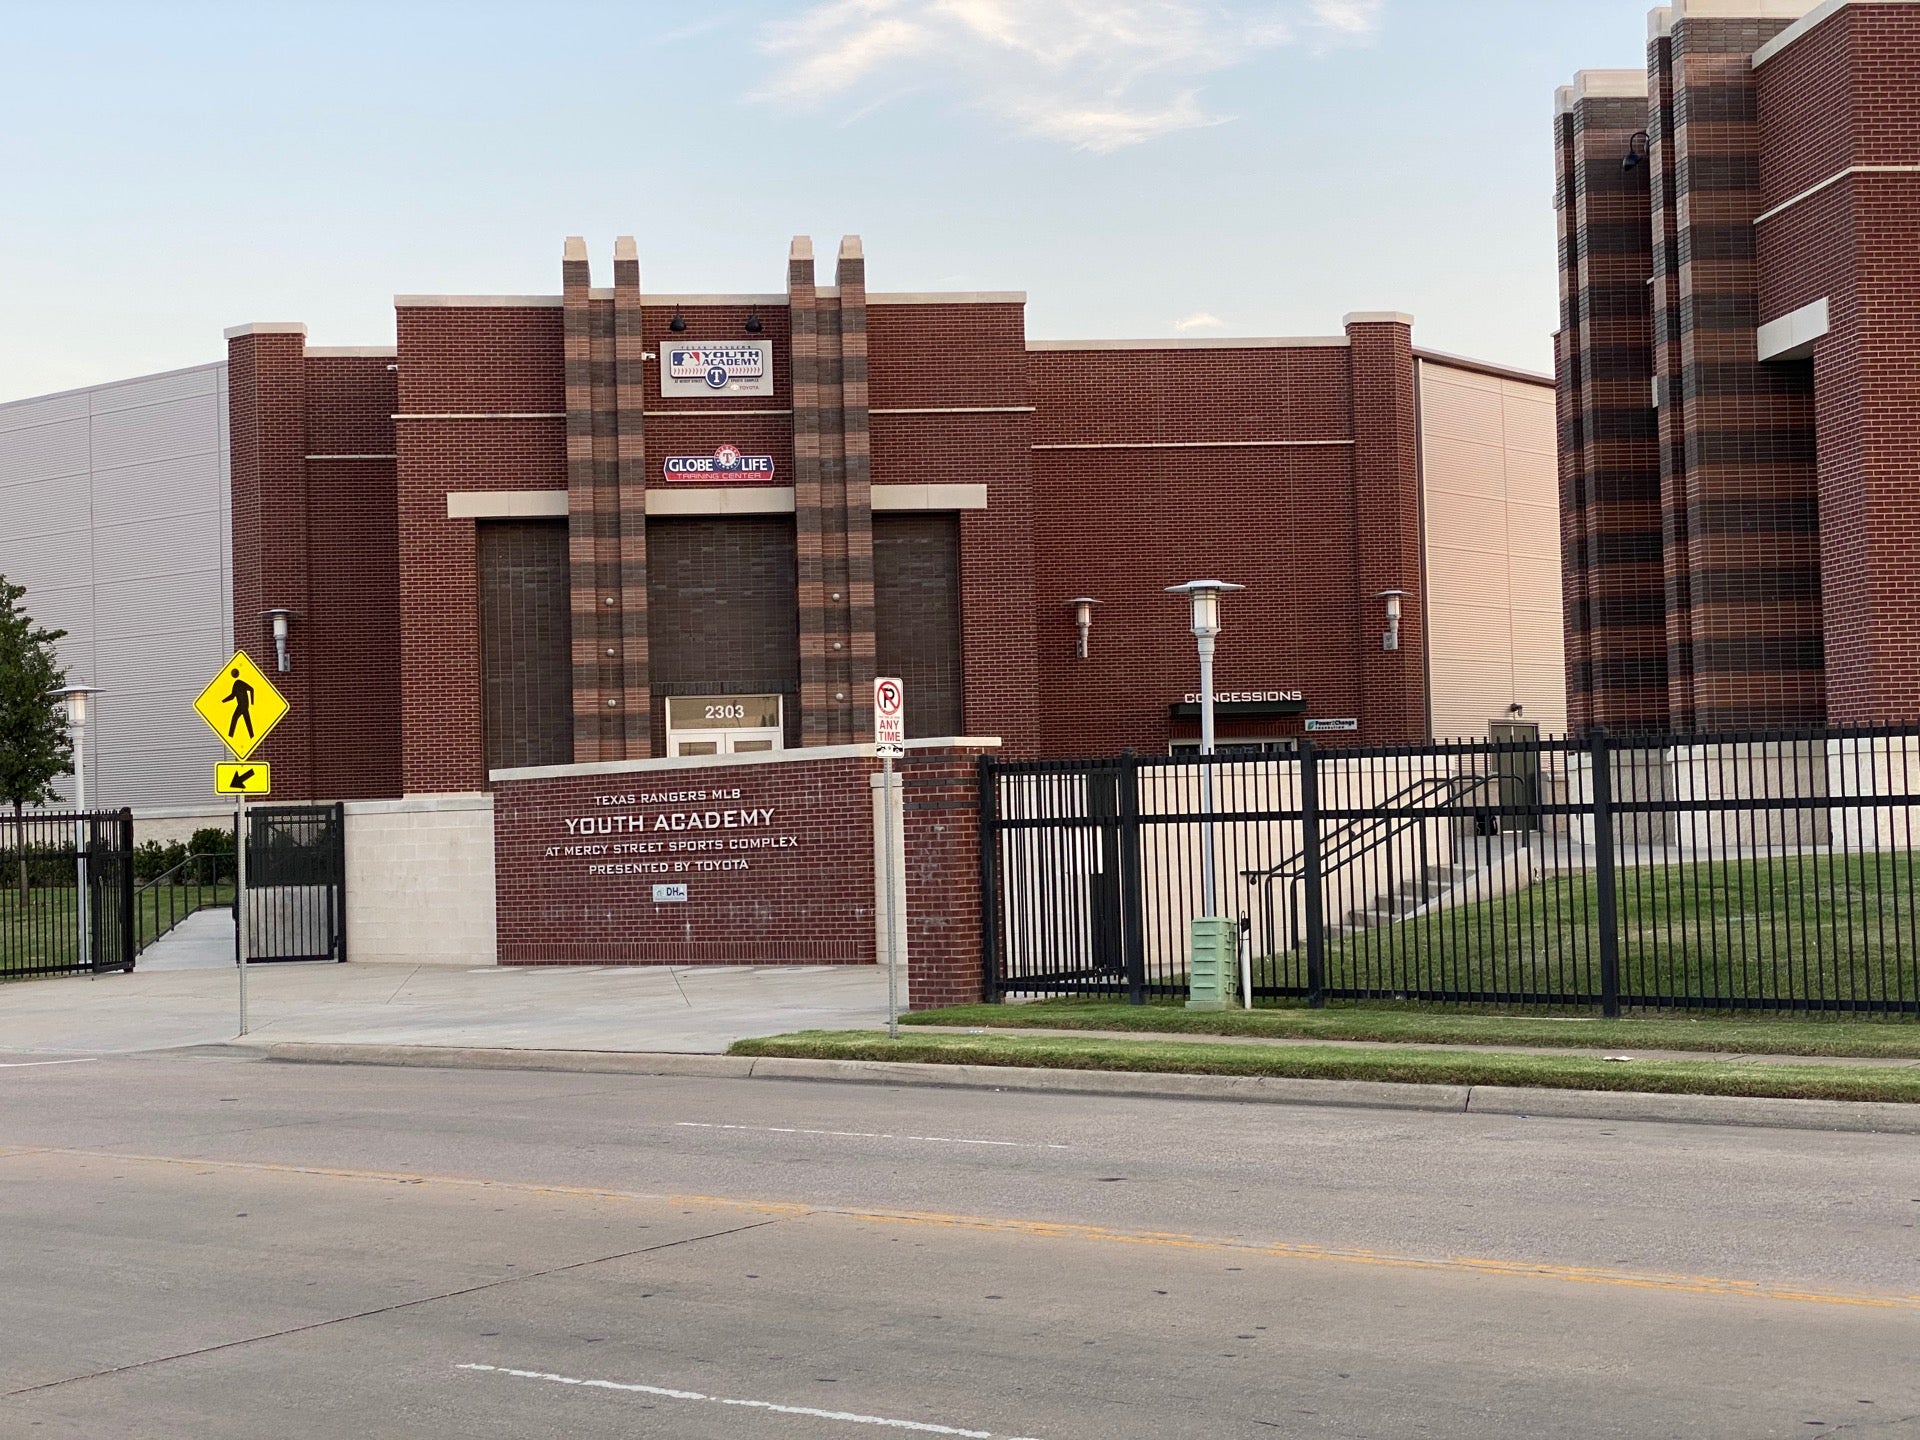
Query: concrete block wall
xmin=343 ymin=793 xmax=496 ymax=964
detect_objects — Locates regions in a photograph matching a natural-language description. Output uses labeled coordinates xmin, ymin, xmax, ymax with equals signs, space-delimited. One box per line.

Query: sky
xmin=0 ymin=1 xmax=1658 ymax=402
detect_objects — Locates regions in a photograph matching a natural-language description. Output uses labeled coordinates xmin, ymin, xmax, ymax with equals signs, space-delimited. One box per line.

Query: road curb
xmin=248 ymin=1041 xmax=1920 ymax=1133
xmin=256 ymin=1042 xmax=756 ymax=1079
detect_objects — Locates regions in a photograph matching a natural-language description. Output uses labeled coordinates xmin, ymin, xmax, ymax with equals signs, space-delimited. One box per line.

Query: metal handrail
xmin=1245 ymin=773 xmax=1494 ymax=885
xmin=134 ymin=852 xmax=235 ymax=955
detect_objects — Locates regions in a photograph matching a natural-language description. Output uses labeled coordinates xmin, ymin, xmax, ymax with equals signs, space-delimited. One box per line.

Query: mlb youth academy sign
xmin=661 ymin=341 xmax=774 ymax=396
xmin=662 ymin=444 xmax=777 ymax=482
xmin=492 ymin=755 xmax=879 ymax=965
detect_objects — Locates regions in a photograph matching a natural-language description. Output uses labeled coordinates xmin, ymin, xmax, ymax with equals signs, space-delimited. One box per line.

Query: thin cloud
xmin=1174 ymin=311 xmax=1228 ymax=331
xmin=760 ymin=1 xmax=1387 ymax=152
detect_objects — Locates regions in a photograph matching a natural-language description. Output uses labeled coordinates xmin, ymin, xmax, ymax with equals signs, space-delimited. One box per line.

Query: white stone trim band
xmin=1033 ymin=439 xmax=1354 ymax=451
xmin=1753 ymin=165 xmax=1920 ymax=225
xmin=1756 ymin=297 xmax=1830 ymax=361
xmin=223 ymin=322 xmax=308 ymax=339
xmin=307 ymin=453 xmax=398 ymax=461
xmin=307 ymin=346 xmax=398 ymax=358
xmin=1028 ymin=337 xmax=1349 ymax=351
xmin=1753 ymin=0 xmax=1916 ymax=66
xmin=394 ymin=412 xmax=566 ymax=420
xmin=447 ymin=490 xmax=570 ymax=519
xmin=871 ymin=484 xmax=988 ymax=510
xmin=869 ymin=406 xmax=1035 ymax=415
xmin=646 ymin=487 xmax=796 ymax=517
xmin=490 ymin=736 xmax=1001 ymax=784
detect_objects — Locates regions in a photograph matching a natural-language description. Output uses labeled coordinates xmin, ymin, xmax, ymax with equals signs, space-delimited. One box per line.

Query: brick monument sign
xmin=491 ymin=742 xmax=992 ymax=1009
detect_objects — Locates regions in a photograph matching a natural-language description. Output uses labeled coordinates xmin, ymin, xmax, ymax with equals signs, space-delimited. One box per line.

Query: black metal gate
xmin=0 ymin=809 xmax=135 ymax=978
xmin=243 ymin=803 xmax=346 ymax=963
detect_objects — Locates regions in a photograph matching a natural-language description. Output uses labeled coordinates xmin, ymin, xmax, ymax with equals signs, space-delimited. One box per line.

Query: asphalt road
xmin=0 ymin=1052 xmax=1915 ymax=1439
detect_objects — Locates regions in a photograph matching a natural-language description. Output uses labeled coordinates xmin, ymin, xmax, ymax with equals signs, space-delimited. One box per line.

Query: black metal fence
xmin=0 ymin=809 xmax=135 ymax=978
xmin=982 ymin=726 xmax=1920 ymax=1015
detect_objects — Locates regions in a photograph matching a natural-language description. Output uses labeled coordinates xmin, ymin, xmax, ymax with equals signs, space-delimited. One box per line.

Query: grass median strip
xmin=730 ymin=1030 xmax=1920 ymax=1105
xmin=902 ymin=1000 xmax=1920 ymax=1059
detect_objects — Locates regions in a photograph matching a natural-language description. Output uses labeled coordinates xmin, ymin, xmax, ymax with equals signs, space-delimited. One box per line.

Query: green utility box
xmin=1185 ymin=915 xmax=1239 ymax=1011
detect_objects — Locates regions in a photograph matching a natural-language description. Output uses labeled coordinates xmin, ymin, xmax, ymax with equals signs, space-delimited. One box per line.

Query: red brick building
xmin=1556 ymin=0 xmax=1920 ymax=734
xmin=226 ymin=235 xmax=1560 ymax=801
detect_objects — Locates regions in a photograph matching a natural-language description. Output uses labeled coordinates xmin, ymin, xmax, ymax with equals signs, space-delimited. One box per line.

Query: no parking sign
xmin=874 ymin=677 xmax=905 ymax=757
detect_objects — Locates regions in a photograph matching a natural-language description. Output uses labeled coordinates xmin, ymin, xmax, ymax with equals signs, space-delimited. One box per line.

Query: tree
xmin=0 ymin=576 xmax=73 ymax=904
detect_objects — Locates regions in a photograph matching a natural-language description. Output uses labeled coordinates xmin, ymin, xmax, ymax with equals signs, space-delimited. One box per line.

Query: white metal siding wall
xmin=0 ymin=363 xmax=233 ymax=809
xmin=1418 ymin=360 xmax=1567 ymax=739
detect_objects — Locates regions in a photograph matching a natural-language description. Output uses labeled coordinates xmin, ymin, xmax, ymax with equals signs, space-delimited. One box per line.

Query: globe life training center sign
xmin=662 ymin=444 xmax=777 ymax=482
xmin=661 ymin=341 xmax=774 ymax=396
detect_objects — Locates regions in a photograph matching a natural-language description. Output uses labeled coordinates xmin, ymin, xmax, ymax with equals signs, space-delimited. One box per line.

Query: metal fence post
xmin=1590 ymin=726 xmax=1621 ymax=1018
xmin=118 ymin=808 xmax=135 ymax=972
xmin=1118 ymin=754 xmax=1147 ymax=1006
xmin=1300 ymin=738 xmax=1326 ymax=1008
xmin=977 ymin=757 xmax=1000 ymax=1003
xmin=333 ymin=802 xmax=348 ymax=962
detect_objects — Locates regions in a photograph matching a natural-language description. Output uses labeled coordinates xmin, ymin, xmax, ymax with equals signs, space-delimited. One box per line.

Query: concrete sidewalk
xmin=0 ymin=958 xmax=890 ymax=1056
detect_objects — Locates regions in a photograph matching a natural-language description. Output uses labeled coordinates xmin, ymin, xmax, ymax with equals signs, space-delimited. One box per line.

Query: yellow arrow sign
xmin=194 ymin=650 xmax=289 ymax=762
xmin=214 ymin=761 xmax=271 ymax=796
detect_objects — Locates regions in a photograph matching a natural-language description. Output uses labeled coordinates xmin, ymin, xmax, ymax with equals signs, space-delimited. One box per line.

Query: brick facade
xmin=1557 ymin=0 xmax=1920 ymax=733
xmin=229 ymin=235 xmax=1546 ymax=801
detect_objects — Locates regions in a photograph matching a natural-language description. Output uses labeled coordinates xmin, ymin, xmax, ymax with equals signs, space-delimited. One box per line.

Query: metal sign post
xmin=235 ymin=792 xmax=248 ymax=1035
xmin=874 ymin=677 xmax=906 ymax=1040
xmin=192 ymin=649 xmax=287 ymax=1039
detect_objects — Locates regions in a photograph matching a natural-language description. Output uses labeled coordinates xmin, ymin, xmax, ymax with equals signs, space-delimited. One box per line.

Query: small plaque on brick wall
xmin=653 ymin=883 xmax=690 ymax=903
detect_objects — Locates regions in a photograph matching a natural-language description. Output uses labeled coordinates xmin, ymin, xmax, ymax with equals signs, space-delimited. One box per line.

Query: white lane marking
xmin=457 ymin=1363 xmax=1047 ymax=1439
xmin=675 ymin=1122 xmax=1067 ymax=1150
xmin=0 ymin=1058 xmax=98 ymax=1069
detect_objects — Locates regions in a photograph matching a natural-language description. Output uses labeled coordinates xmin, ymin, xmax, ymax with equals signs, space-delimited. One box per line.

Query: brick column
xmin=901 ymin=749 xmax=986 ymax=1010
xmin=789 ymin=235 xmax=872 ymax=744
xmin=226 ymin=323 xmax=315 ymax=797
xmin=563 ymin=237 xmax=607 ymax=758
xmin=1556 ymin=72 xmax=1668 ymax=734
xmin=1346 ymin=313 xmax=1426 ymax=741
xmin=612 ymin=236 xmax=653 ymax=753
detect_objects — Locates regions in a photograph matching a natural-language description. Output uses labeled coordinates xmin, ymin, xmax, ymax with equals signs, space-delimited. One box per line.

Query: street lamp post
xmin=49 ymin=684 xmax=100 ymax=971
xmin=1166 ymin=582 xmax=1243 ymax=1010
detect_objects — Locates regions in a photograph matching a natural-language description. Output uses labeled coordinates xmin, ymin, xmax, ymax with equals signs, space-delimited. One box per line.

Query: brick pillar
xmin=1668 ymin=13 xmax=1819 ymax=728
xmin=1558 ymin=72 xmax=1668 ymax=735
xmin=902 ymin=749 xmax=986 ymax=1010
xmin=1554 ymin=89 xmax=1593 ymax=737
xmin=612 ymin=236 xmax=653 ymax=754
xmin=838 ymin=238 xmax=879 ymax=735
xmin=1346 ymin=313 xmax=1426 ymax=742
xmin=1648 ymin=20 xmax=1696 ymax=730
xmin=226 ymin=323 xmax=315 ymax=798
xmin=789 ymin=235 xmax=871 ymax=744
xmin=564 ymin=237 xmax=645 ymax=761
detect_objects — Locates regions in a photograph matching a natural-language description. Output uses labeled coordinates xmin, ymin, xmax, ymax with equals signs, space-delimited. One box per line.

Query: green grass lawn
xmin=906 ymin=999 xmax=1920 ymax=1058
xmin=1244 ymin=850 xmax=1920 ymax=1007
xmin=730 ymin=1030 xmax=1920 ymax=1105
xmin=0 ymin=884 xmax=233 ymax=976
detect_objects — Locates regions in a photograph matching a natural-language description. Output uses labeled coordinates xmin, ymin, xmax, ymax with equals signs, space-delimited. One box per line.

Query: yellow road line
xmin=33 ymin=1146 xmax=1920 ymax=1314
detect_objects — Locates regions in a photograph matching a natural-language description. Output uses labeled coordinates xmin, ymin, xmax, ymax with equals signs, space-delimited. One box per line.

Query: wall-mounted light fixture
xmin=1622 ymin=131 xmax=1650 ymax=173
xmin=744 ymin=307 xmax=764 ymax=334
xmin=263 ymin=608 xmax=296 ymax=673
xmin=1065 ymin=597 xmax=1101 ymax=659
xmin=1506 ymin=701 xmax=1525 ymax=717
xmin=668 ymin=306 xmax=687 ymax=333
xmin=1377 ymin=589 xmax=1406 ymax=652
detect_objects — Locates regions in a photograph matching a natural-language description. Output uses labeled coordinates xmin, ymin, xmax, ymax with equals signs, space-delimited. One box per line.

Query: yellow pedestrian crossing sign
xmin=215 ymin=761 xmax=271 ymax=796
xmin=194 ymin=650 xmax=288 ymax=762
